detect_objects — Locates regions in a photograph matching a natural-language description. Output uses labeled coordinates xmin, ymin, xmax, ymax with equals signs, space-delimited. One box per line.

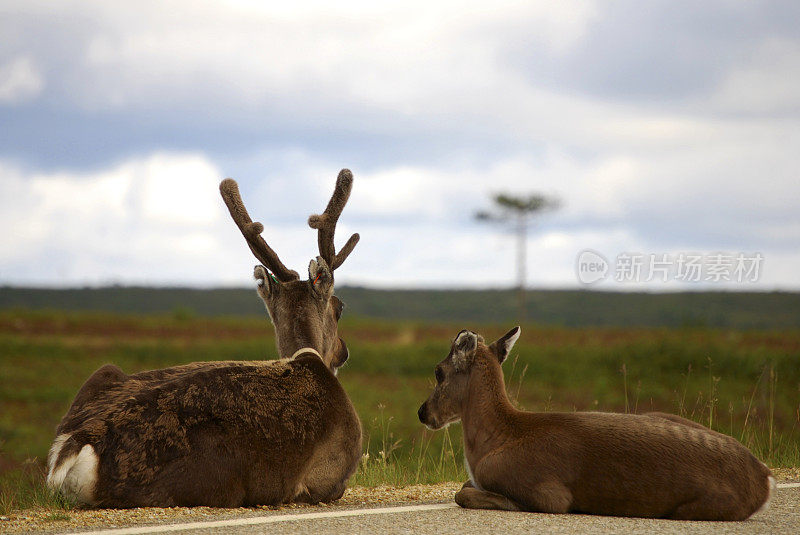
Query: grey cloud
xmin=506 ymin=1 xmax=800 ymax=104
xmin=1 ymin=2 xmax=799 ymax=288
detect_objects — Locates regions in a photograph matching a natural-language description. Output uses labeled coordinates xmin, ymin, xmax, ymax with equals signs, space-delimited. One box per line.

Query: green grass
xmin=0 ymin=460 xmax=75 ymax=514
xmin=351 ymin=404 xmax=465 ymax=487
xmin=1 ymin=309 xmax=798 ymax=513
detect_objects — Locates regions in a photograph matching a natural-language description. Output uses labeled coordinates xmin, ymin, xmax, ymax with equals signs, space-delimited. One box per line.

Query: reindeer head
xmin=418 ymin=327 xmax=521 ymax=429
xmin=220 ymin=169 xmax=360 ymax=373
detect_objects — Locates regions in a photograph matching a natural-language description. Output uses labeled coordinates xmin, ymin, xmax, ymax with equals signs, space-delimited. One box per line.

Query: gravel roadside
xmin=2 ymin=469 xmax=798 ymax=534
xmin=0 ymin=483 xmax=462 ymax=534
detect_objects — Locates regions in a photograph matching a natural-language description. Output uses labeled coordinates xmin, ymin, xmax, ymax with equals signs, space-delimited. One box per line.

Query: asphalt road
xmin=58 ymin=485 xmax=800 ymax=535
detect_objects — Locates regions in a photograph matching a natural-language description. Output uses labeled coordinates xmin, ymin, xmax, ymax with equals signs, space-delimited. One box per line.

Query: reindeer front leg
xmin=454 ymin=481 xmax=522 ymax=511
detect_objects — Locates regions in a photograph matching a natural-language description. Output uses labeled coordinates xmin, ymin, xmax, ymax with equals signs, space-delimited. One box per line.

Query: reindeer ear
xmin=309 ymin=256 xmax=334 ymax=298
xmin=254 ymin=265 xmax=275 ymax=299
xmin=489 ymin=326 xmax=521 ymax=364
xmin=330 ymin=295 xmax=345 ymax=321
xmin=452 ymin=330 xmax=478 ymax=371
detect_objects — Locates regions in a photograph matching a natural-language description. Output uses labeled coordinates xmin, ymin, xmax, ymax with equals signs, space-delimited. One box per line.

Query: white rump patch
xmin=46 ymin=433 xmax=70 ymax=476
xmin=46 ymin=435 xmax=98 ymax=505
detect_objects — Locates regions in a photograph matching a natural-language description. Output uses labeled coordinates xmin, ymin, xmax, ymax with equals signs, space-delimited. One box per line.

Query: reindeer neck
xmin=461 ymin=359 xmax=517 ymax=464
xmin=276 ymin=328 xmax=324 ymax=362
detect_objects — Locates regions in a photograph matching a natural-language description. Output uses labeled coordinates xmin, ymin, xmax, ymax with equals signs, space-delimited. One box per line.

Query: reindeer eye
xmin=435 ymin=368 xmax=444 ymax=384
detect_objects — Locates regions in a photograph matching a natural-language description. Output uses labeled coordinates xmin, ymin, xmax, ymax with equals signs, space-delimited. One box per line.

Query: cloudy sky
xmin=1 ymin=1 xmax=798 ymax=290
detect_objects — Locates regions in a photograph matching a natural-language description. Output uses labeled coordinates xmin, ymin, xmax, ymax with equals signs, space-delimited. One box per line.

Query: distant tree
xmin=475 ymin=193 xmax=560 ymax=322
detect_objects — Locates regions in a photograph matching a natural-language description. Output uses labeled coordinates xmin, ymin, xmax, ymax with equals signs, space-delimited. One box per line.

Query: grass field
xmin=1 ymin=308 xmax=798 ymax=513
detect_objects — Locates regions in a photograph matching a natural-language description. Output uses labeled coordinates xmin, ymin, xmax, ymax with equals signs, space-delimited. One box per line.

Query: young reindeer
xmin=47 ymin=169 xmax=362 ymax=508
xmin=418 ymin=327 xmax=774 ymax=521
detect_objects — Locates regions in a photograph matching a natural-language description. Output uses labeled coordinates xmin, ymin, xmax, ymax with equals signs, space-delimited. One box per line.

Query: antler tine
xmin=220 ymin=178 xmax=299 ymax=282
xmin=307 ymin=168 xmax=360 ymax=272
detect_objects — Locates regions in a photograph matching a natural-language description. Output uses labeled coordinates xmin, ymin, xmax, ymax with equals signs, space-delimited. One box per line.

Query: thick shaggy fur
xmin=48 ymin=353 xmax=361 ymax=507
xmin=48 ymin=169 xmax=364 ymax=508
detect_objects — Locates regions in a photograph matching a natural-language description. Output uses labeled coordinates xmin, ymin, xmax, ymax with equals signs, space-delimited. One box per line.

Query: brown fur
xmin=418 ymin=327 xmax=773 ymax=521
xmin=254 ymin=265 xmax=349 ymax=371
xmin=53 ymin=355 xmax=360 ymax=507
xmin=48 ymin=170 xmax=362 ymax=507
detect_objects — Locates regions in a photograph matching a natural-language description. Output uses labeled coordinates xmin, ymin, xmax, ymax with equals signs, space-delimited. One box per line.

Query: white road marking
xmin=54 ymin=485 xmax=800 ymax=535
xmin=58 ymin=503 xmax=460 ymax=535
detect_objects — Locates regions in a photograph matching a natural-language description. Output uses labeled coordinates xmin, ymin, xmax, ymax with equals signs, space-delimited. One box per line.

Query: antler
xmin=308 ymin=169 xmax=360 ymax=271
xmin=219 ymin=178 xmax=300 ymax=282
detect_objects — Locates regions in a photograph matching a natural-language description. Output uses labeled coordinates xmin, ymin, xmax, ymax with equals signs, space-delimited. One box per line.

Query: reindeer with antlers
xmin=46 ymin=170 xmax=362 ymax=508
